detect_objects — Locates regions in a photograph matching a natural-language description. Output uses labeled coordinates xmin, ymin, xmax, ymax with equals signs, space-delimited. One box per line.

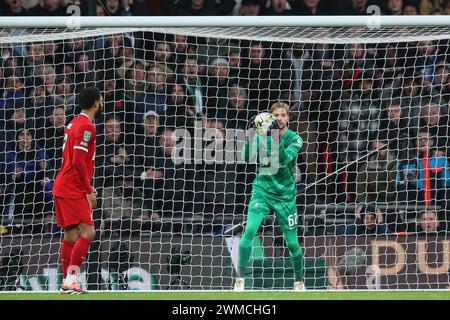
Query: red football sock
xmin=68 ymin=237 xmax=92 ymax=275
xmin=61 ymin=239 xmax=75 ymax=279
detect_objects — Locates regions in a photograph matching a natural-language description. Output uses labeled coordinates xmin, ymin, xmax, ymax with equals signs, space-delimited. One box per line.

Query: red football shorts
xmin=54 ymin=196 xmax=94 ymax=228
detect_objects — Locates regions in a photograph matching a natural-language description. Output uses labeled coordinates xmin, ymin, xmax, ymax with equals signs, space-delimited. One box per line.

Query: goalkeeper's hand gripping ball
xmin=253 ymin=112 xmax=278 ymax=134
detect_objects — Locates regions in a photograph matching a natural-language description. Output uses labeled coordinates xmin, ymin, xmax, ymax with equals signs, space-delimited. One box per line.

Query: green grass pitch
xmin=0 ymin=291 xmax=449 ymax=300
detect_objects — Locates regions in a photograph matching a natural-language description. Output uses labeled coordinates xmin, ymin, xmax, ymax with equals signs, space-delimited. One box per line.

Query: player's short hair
xmin=270 ymin=101 xmax=290 ymax=114
xmin=78 ymin=87 xmax=101 ymax=110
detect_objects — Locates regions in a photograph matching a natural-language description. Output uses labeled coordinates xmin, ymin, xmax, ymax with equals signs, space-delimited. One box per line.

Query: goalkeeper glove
xmin=267 ymin=118 xmax=279 ymax=136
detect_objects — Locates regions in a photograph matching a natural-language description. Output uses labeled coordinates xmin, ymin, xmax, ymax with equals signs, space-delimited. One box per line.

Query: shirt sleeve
xmin=73 ymin=123 xmax=95 ymax=153
xmin=278 ymin=135 xmax=303 ymax=165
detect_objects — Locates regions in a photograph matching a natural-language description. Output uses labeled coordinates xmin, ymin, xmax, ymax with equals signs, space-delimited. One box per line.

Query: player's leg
xmin=235 ymin=192 xmax=270 ymax=291
xmin=275 ymin=201 xmax=305 ymax=291
xmin=64 ymin=223 xmax=95 ymax=291
xmin=68 ymin=222 xmax=95 ymax=272
xmin=284 ymin=228 xmax=305 ymax=291
xmin=62 ymin=222 xmax=94 ymax=294
xmin=55 ymin=196 xmax=79 ymax=293
xmin=61 ymin=198 xmax=95 ymax=294
xmin=61 ymin=226 xmax=79 ymax=279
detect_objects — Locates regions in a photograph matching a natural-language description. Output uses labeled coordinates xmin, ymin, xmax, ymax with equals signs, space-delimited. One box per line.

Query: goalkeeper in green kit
xmin=234 ymin=102 xmax=305 ymax=292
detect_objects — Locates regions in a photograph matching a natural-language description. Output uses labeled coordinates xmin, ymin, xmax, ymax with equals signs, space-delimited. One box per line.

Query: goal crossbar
xmin=0 ymin=15 xmax=450 ymax=28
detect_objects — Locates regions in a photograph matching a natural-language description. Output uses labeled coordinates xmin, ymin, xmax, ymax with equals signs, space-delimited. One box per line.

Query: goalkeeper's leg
xmin=235 ymin=193 xmax=270 ymax=290
xmin=275 ymin=202 xmax=305 ymax=290
xmin=282 ymin=228 xmax=305 ymax=289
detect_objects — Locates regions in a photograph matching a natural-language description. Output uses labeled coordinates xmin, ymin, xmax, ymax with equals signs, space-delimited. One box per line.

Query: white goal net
xmin=0 ymin=22 xmax=450 ymax=291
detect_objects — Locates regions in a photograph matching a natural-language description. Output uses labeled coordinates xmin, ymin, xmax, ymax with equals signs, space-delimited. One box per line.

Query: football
xmin=254 ymin=112 xmax=276 ymax=132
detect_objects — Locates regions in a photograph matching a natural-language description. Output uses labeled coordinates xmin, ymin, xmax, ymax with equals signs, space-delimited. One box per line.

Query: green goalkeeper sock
xmin=237 ymin=237 xmax=253 ymax=277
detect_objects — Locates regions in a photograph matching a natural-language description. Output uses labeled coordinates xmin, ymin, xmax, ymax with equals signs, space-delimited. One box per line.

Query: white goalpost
xmin=0 ymin=16 xmax=450 ymax=291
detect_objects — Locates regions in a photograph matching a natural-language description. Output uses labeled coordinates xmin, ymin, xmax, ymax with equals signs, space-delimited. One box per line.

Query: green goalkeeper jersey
xmin=243 ymin=129 xmax=303 ymax=202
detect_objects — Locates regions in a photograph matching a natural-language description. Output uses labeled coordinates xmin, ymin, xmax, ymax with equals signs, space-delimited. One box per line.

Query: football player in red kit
xmin=53 ymin=87 xmax=103 ymax=294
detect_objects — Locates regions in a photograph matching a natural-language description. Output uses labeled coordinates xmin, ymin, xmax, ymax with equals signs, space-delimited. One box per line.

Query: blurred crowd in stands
xmin=0 ymin=0 xmax=450 ymax=238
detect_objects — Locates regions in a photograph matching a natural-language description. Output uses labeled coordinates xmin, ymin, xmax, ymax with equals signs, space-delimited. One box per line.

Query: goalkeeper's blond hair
xmin=269 ymin=102 xmax=290 ymax=114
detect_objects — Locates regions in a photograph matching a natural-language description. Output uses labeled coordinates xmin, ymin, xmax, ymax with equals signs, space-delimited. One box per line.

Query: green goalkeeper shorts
xmin=248 ymin=190 xmax=298 ymax=233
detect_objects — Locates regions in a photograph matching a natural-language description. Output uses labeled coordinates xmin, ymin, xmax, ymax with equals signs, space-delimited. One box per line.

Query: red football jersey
xmin=53 ymin=113 xmax=96 ymax=199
